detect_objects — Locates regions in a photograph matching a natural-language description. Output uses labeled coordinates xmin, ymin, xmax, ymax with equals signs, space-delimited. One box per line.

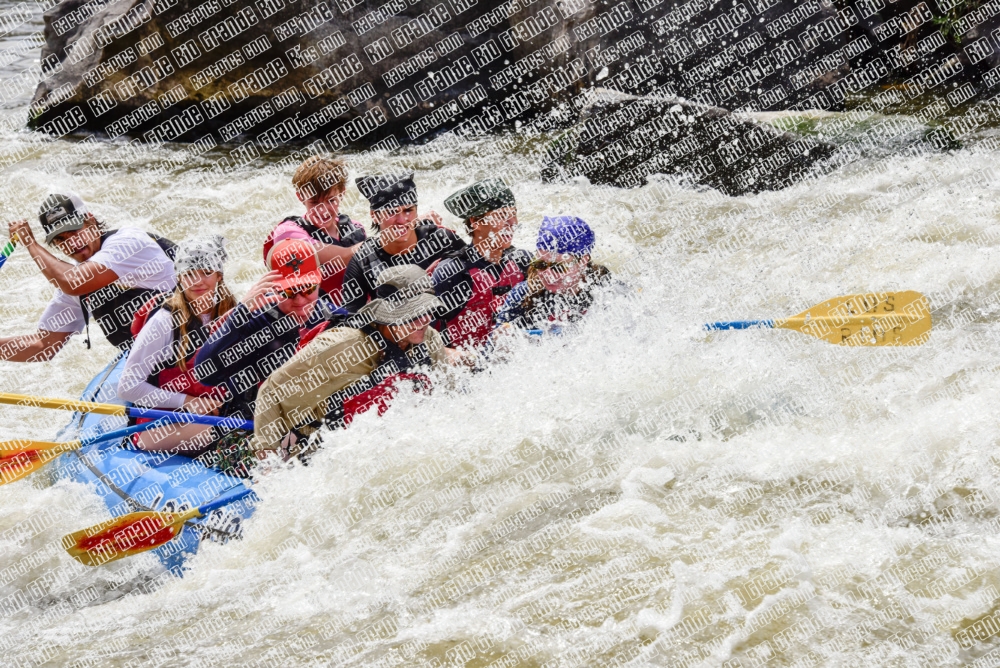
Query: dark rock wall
xmin=25 ymin=0 xmax=1000 ymax=191
xmin=28 ymin=0 xmax=866 ymax=145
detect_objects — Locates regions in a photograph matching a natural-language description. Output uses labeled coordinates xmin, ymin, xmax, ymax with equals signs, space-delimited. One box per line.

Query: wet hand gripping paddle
xmin=63 ymin=485 xmax=254 ymax=566
xmin=0 ymin=392 xmax=254 ymax=430
xmin=704 ymin=291 xmax=932 ymax=346
xmin=0 ymin=419 xmax=183 ymax=485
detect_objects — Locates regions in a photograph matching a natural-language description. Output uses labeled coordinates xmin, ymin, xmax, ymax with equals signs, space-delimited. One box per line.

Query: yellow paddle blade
xmin=0 ymin=392 xmax=126 ymax=417
xmin=63 ymin=508 xmax=201 ymax=567
xmin=0 ymin=441 xmax=82 ymax=485
xmin=776 ymin=291 xmax=931 ymax=346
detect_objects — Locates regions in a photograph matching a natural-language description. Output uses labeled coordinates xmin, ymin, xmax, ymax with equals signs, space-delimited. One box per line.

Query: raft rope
xmin=67 ymin=353 xmax=241 ymax=542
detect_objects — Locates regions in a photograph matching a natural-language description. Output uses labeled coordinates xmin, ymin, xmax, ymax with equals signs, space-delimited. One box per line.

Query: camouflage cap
xmin=443 ymin=178 xmax=515 ymax=221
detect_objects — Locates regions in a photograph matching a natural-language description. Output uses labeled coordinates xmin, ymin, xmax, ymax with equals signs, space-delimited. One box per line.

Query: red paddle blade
xmin=62 ymin=510 xmax=197 ymax=567
xmin=0 ymin=449 xmax=53 ymax=485
xmin=0 ymin=439 xmax=83 ymax=485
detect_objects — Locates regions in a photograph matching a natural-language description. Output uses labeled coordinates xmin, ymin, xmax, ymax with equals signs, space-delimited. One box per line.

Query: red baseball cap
xmin=266 ymin=240 xmax=321 ymax=292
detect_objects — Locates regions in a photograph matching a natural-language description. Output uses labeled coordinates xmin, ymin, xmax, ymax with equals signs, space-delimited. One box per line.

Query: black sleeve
xmin=341 ymin=251 xmax=370 ymax=313
xmin=194 ymin=303 xmax=266 ymax=386
xmin=444 ymin=227 xmax=468 ymax=253
xmin=432 ymin=257 xmax=474 ymax=324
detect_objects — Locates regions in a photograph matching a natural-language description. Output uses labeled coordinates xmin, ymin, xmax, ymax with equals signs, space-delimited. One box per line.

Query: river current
xmin=4 ymin=2 xmax=1000 ymax=667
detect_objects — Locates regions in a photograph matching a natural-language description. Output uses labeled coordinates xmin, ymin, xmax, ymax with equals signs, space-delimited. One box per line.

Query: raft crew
xmin=495 ymin=216 xmax=611 ymax=332
xmin=262 ymin=156 xmax=366 ymax=306
xmin=432 ymin=179 xmax=531 ymax=349
xmin=0 ymin=169 xmax=617 ymax=469
xmin=118 ymin=237 xmax=236 ymax=453
xmin=0 ymin=193 xmax=176 ymax=361
xmin=341 ymin=173 xmax=466 ymax=313
xmin=193 ymin=239 xmax=345 ymax=421
xmin=254 ymin=264 xmax=459 ymax=453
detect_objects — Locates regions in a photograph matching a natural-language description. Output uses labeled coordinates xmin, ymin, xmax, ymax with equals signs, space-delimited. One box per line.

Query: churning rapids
xmin=6 ymin=4 xmax=1000 ymax=668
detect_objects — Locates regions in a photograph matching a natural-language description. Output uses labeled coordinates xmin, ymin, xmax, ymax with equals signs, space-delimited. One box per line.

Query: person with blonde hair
xmin=118 ymin=236 xmax=239 ymax=454
xmin=262 ymin=155 xmax=367 ymax=305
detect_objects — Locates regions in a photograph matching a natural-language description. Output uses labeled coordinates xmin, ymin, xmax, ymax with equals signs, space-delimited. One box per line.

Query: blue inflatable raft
xmin=50 ymin=353 xmax=258 ymax=574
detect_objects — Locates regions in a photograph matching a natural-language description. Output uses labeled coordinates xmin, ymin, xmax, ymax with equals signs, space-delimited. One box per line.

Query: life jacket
xmin=340 ymin=372 xmax=432 ymax=426
xmin=519 ymin=264 xmax=612 ymax=328
xmin=130 ymin=293 xmax=169 ymax=338
xmin=445 ymin=256 xmax=526 ymax=348
xmin=344 ymin=221 xmax=461 ymax=310
xmin=142 ymin=306 xmax=229 ymax=402
xmin=79 ymin=230 xmax=177 ymax=351
xmin=262 ymin=215 xmax=366 ymax=302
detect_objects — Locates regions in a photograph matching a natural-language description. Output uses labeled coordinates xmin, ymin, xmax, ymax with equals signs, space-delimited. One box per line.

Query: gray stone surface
xmin=26 ymin=0 xmax=1000 ymax=194
xmin=541 ymin=89 xmax=838 ymax=195
xmin=27 ymin=0 xmax=860 ymax=147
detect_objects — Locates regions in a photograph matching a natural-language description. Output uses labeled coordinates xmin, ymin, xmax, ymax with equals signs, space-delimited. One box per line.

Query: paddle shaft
xmin=199 ymin=485 xmax=255 ymax=516
xmin=705 ymin=320 xmax=775 ymax=330
xmin=706 ymin=315 xmax=912 ymax=332
xmin=0 ymin=392 xmax=253 ymax=430
xmin=158 ymin=485 xmax=255 ymax=526
xmin=0 ymin=239 xmax=14 ymax=270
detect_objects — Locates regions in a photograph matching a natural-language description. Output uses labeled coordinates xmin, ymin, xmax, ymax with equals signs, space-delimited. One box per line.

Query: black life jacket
xmin=519 ymin=264 xmax=612 ymax=328
xmin=344 ymin=221 xmax=461 ymax=310
xmin=79 ymin=230 xmax=177 ymax=351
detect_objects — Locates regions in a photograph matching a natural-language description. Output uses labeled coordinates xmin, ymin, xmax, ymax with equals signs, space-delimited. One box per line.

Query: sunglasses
xmin=280 ymin=284 xmax=319 ymax=299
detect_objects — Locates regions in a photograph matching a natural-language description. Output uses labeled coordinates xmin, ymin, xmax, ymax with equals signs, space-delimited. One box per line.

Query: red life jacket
xmin=295 ymin=321 xmax=331 ymax=352
xmin=130 ymin=293 xmax=169 ymax=338
xmin=445 ymin=257 xmax=526 ymax=348
xmin=140 ymin=307 xmax=229 ymax=402
xmin=340 ymin=372 xmax=432 ymax=426
xmin=263 ymin=215 xmax=366 ymax=304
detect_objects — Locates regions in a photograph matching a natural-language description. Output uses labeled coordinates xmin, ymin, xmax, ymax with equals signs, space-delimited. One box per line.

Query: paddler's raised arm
xmin=9 ymin=219 xmax=119 ymax=296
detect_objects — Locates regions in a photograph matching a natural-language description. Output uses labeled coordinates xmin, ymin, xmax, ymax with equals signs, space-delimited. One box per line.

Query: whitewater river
xmin=5 ymin=4 xmax=1000 ymax=668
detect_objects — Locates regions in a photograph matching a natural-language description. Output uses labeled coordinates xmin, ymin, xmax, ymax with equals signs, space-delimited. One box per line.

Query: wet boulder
xmin=26 ymin=0 xmax=864 ymax=148
xmin=541 ymin=89 xmax=838 ymax=195
xmin=27 ymin=0 xmax=601 ymax=147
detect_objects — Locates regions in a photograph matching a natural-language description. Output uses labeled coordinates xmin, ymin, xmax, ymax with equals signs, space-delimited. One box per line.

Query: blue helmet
xmin=535 ymin=216 xmax=595 ymax=256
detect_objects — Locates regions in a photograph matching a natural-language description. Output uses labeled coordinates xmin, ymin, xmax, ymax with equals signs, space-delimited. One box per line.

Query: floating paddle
xmin=0 ymin=392 xmax=253 ymax=430
xmin=0 ymin=419 xmax=181 ymax=485
xmin=705 ymin=291 xmax=932 ymax=346
xmin=64 ymin=485 xmax=254 ymax=566
xmin=0 ymin=238 xmax=14 ymax=271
